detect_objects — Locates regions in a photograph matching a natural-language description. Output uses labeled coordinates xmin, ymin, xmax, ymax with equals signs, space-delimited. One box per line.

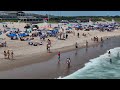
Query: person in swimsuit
xmin=4 ymin=50 xmax=7 ymax=59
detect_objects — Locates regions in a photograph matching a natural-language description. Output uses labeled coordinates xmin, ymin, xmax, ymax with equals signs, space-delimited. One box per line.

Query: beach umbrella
xmin=32 ymin=27 xmax=37 ymax=30
xmin=48 ymin=28 xmax=53 ymax=30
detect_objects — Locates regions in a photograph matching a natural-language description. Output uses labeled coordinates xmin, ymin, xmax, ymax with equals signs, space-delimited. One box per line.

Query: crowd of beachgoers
xmin=0 ymin=20 xmax=120 ymax=67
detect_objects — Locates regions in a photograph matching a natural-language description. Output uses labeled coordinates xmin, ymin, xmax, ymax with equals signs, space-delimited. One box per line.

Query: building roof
xmin=1 ymin=11 xmax=24 ymax=14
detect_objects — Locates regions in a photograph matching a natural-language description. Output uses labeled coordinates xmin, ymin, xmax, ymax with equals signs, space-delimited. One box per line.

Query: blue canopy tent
xmin=7 ymin=33 xmax=17 ymax=37
xmin=47 ymin=29 xmax=58 ymax=37
xmin=7 ymin=33 xmax=18 ymax=40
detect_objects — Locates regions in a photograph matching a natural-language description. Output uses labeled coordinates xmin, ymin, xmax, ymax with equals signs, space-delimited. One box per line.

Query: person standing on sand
xmin=4 ymin=50 xmax=7 ymax=59
xmin=86 ymin=40 xmax=88 ymax=47
xmin=4 ymin=41 xmax=7 ymax=47
xmin=7 ymin=50 xmax=10 ymax=59
xmin=77 ymin=32 xmax=80 ymax=38
xmin=47 ymin=44 xmax=50 ymax=53
xmin=11 ymin=50 xmax=14 ymax=60
xmin=75 ymin=42 xmax=78 ymax=49
xmin=47 ymin=39 xmax=51 ymax=47
xmin=46 ymin=44 xmax=49 ymax=52
xmin=66 ymin=33 xmax=68 ymax=39
xmin=101 ymin=37 xmax=103 ymax=42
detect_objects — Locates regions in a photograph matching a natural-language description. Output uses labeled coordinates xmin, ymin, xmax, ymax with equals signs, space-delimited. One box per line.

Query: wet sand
xmin=0 ymin=36 xmax=119 ymax=79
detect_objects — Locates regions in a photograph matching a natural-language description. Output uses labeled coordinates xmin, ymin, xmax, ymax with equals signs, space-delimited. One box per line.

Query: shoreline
xmin=0 ymin=35 xmax=117 ymax=71
xmin=0 ymin=35 xmax=119 ymax=79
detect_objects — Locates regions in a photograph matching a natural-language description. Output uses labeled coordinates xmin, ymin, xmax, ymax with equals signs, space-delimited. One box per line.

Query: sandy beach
xmin=0 ymin=36 xmax=119 ymax=79
xmin=0 ymin=22 xmax=120 ymax=78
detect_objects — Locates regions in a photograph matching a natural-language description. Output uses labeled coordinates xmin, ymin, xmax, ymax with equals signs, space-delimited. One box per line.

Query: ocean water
xmin=60 ymin=47 xmax=120 ymax=79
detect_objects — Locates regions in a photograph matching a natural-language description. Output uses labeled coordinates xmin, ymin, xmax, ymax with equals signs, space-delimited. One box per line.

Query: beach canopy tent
xmin=18 ymin=33 xmax=29 ymax=37
xmin=7 ymin=33 xmax=17 ymax=37
xmin=7 ymin=32 xmax=29 ymax=38
xmin=47 ymin=30 xmax=58 ymax=37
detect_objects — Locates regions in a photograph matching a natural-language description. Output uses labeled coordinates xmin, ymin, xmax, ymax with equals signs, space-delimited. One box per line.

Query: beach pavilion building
xmin=0 ymin=11 xmax=48 ymax=23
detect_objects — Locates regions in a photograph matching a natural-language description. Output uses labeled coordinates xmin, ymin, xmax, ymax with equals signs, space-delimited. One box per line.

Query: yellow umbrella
xmin=48 ymin=28 xmax=53 ymax=30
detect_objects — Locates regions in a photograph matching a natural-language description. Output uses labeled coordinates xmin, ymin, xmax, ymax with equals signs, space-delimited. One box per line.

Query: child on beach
xmin=4 ymin=50 xmax=7 ymax=59
xmin=11 ymin=50 xmax=14 ymax=60
xmin=67 ymin=58 xmax=71 ymax=68
xmin=7 ymin=50 xmax=10 ymax=59
xmin=58 ymin=52 xmax=61 ymax=63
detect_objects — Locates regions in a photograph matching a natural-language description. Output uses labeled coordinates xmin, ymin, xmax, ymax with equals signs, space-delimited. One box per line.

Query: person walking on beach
xmin=75 ymin=42 xmax=78 ymax=49
xmin=7 ymin=50 xmax=10 ymax=59
xmin=58 ymin=51 xmax=61 ymax=63
xmin=47 ymin=39 xmax=51 ymax=47
xmin=4 ymin=41 xmax=7 ymax=47
xmin=66 ymin=33 xmax=68 ymax=39
xmin=47 ymin=44 xmax=50 ymax=53
xmin=77 ymin=32 xmax=80 ymax=38
xmin=101 ymin=37 xmax=103 ymax=42
xmin=86 ymin=40 xmax=88 ymax=47
xmin=4 ymin=50 xmax=7 ymax=59
xmin=67 ymin=58 xmax=71 ymax=68
xmin=47 ymin=44 xmax=49 ymax=53
xmin=11 ymin=50 xmax=14 ymax=60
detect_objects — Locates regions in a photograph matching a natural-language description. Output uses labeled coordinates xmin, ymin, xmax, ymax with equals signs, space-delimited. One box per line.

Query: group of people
xmin=4 ymin=50 xmax=14 ymax=60
xmin=91 ymin=36 xmax=104 ymax=43
xmin=93 ymin=36 xmax=99 ymax=42
xmin=58 ymin=51 xmax=71 ymax=68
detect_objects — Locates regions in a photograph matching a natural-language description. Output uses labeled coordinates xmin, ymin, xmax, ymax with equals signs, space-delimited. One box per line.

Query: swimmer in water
xmin=110 ymin=58 xmax=112 ymax=64
xmin=108 ymin=51 xmax=111 ymax=54
xmin=108 ymin=51 xmax=111 ymax=57
xmin=117 ymin=52 xmax=119 ymax=58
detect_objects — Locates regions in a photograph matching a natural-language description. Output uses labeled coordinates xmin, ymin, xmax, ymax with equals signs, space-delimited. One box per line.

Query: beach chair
xmin=28 ymin=41 xmax=33 ymax=45
xmin=33 ymin=42 xmax=38 ymax=46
